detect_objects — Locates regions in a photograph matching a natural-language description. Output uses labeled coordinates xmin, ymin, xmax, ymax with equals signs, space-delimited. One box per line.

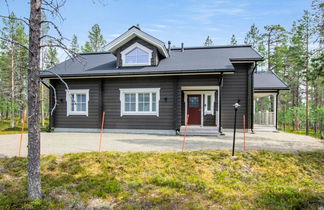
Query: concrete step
xmin=179 ymin=126 xmax=219 ymax=136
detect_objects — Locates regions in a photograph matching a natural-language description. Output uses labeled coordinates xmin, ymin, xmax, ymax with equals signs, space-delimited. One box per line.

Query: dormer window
xmin=121 ymin=42 xmax=152 ymax=66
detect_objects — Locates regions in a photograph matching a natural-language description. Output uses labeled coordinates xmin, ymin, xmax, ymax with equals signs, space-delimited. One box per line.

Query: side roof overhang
xmin=106 ymin=26 xmax=169 ymax=58
xmin=254 ymin=71 xmax=289 ymax=92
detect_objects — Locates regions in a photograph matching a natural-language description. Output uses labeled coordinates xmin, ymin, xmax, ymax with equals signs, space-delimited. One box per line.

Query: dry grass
xmin=0 ymin=150 xmax=323 ymax=209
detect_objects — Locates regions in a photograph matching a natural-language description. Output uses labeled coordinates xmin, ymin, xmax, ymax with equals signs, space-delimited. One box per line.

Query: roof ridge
xmin=171 ymin=45 xmax=252 ymax=50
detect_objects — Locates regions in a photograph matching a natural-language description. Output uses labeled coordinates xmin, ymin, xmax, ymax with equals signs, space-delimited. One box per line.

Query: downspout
xmin=41 ymin=80 xmax=53 ymax=132
xmin=251 ymin=62 xmax=257 ymax=133
xmin=218 ymin=73 xmax=224 ymax=135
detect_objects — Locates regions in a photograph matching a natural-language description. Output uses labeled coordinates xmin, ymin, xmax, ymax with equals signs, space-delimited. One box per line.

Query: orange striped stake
xmin=18 ymin=110 xmax=27 ymax=157
xmin=182 ymin=114 xmax=189 ymax=152
xmin=98 ymin=112 xmax=105 ymax=152
xmin=243 ymin=114 xmax=246 ymax=152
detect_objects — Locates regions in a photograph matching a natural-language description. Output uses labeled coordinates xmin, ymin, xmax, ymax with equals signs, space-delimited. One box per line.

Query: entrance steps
xmin=179 ymin=126 xmax=219 ymax=136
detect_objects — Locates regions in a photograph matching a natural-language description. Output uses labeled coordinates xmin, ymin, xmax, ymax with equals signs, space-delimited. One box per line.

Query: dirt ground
xmin=0 ymin=131 xmax=323 ymax=157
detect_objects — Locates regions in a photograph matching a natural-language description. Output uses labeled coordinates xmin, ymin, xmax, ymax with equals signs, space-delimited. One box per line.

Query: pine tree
xmin=0 ymin=12 xmax=27 ymax=127
xmin=230 ymin=34 xmax=238 ymax=45
xmin=263 ymin=25 xmax=287 ymax=71
xmin=70 ymin=34 xmax=79 ymax=53
xmin=204 ymin=36 xmax=213 ymax=46
xmin=45 ymin=41 xmax=59 ymax=68
xmin=82 ymin=24 xmax=107 ymax=52
xmin=244 ymin=24 xmax=266 ymax=68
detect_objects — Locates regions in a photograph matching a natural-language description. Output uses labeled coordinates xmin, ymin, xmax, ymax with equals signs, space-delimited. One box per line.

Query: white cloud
xmin=186 ymin=0 xmax=247 ymax=24
xmin=142 ymin=28 xmax=162 ymax=32
xmin=109 ymin=33 xmax=121 ymax=38
xmin=150 ymin=24 xmax=167 ymax=28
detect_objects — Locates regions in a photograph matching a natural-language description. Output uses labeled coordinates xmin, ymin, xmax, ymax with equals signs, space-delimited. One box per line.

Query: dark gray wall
xmin=103 ymin=77 xmax=176 ymax=130
xmin=115 ymin=37 xmax=159 ymax=67
xmin=51 ymin=65 xmax=251 ymax=131
xmin=221 ymin=63 xmax=251 ymax=129
xmin=51 ymin=79 xmax=101 ymax=128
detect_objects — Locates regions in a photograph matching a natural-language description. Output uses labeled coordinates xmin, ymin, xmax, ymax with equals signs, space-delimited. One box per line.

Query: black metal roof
xmin=254 ymin=71 xmax=289 ymax=90
xmin=41 ymin=45 xmax=263 ymax=78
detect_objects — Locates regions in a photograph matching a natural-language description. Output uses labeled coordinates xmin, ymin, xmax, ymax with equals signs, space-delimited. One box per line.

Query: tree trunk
xmin=41 ymin=47 xmax=45 ymax=127
xmin=10 ymin=47 xmax=15 ymax=128
xmin=305 ymin=15 xmax=310 ymax=136
xmin=27 ymin=0 xmax=42 ymax=200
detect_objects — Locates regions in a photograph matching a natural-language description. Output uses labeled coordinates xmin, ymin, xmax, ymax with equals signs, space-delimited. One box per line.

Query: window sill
xmin=121 ymin=112 xmax=159 ymax=117
xmin=67 ymin=112 xmax=88 ymax=116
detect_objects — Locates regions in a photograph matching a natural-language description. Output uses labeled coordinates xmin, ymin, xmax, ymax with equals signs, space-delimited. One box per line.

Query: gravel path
xmin=0 ymin=131 xmax=323 ymax=157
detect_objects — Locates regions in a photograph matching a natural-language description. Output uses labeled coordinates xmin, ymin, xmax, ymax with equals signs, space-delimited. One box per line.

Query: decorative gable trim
xmin=121 ymin=42 xmax=153 ymax=67
xmin=106 ymin=26 xmax=169 ymax=58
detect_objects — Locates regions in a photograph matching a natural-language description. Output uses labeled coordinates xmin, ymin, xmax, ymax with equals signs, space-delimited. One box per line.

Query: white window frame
xmin=120 ymin=88 xmax=160 ymax=116
xmin=204 ymin=92 xmax=215 ymax=115
xmin=121 ymin=42 xmax=153 ymax=67
xmin=66 ymin=89 xmax=89 ymax=116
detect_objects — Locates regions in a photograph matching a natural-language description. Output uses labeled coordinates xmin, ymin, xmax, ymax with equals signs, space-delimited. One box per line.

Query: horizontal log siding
xmin=103 ymin=77 xmax=176 ymax=130
xmin=221 ymin=63 xmax=249 ymax=129
xmin=52 ymin=79 xmax=101 ymax=128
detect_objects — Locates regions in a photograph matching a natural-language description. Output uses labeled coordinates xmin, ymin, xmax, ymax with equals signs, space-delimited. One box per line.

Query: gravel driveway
xmin=0 ymin=131 xmax=323 ymax=157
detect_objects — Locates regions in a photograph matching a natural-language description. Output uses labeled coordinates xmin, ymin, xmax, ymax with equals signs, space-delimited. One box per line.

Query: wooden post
xmin=98 ymin=112 xmax=105 ymax=152
xmin=18 ymin=110 xmax=27 ymax=157
xmin=182 ymin=114 xmax=189 ymax=152
xmin=243 ymin=115 xmax=246 ymax=152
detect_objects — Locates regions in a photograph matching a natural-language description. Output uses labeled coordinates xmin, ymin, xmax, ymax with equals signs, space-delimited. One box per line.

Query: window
xmin=66 ymin=89 xmax=89 ymax=116
xmin=121 ymin=42 xmax=152 ymax=66
xmin=204 ymin=93 xmax=214 ymax=115
xmin=120 ymin=88 xmax=160 ymax=116
xmin=125 ymin=48 xmax=149 ymax=64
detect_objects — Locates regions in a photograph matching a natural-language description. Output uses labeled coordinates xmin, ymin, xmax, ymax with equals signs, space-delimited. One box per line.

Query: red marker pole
xmin=182 ymin=114 xmax=189 ymax=152
xmin=99 ymin=112 xmax=105 ymax=152
xmin=243 ymin=114 xmax=246 ymax=152
xmin=18 ymin=110 xmax=27 ymax=157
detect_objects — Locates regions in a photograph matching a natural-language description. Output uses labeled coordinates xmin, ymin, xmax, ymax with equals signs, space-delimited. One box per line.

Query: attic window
xmin=121 ymin=42 xmax=152 ymax=66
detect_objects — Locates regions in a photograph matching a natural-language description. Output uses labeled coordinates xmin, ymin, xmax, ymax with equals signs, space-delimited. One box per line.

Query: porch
xmin=253 ymin=92 xmax=278 ymax=132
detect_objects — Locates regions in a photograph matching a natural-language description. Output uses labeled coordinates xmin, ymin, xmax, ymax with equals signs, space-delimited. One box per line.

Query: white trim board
xmin=106 ymin=27 xmax=169 ymax=58
xmin=46 ymin=71 xmax=234 ymax=80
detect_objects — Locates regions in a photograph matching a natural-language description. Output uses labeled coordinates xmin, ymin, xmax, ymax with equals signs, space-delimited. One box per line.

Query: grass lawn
xmin=0 ymin=150 xmax=323 ymax=209
xmin=0 ymin=119 xmax=49 ymax=135
xmin=279 ymin=126 xmax=323 ymax=140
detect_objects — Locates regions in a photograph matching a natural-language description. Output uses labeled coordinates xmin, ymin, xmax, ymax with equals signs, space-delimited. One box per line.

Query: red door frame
xmin=187 ymin=95 xmax=201 ymax=125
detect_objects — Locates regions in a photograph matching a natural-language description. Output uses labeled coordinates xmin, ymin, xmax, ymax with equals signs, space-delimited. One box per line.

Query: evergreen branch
xmin=0 ymin=37 xmax=32 ymax=54
xmin=0 ymin=15 xmax=30 ymax=25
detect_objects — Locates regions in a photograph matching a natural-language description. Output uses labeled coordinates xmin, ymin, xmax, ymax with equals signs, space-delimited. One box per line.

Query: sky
xmin=0 ymin=0 xmax=312 ymax=60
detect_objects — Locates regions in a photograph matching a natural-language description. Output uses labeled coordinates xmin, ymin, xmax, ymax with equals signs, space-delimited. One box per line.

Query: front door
xmin=187 ymin=95 xmax=201 ymax=125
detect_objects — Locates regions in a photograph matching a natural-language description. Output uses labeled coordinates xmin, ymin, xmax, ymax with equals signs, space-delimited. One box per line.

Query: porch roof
xmin=254 ymin=71 xmax=289 ymax=91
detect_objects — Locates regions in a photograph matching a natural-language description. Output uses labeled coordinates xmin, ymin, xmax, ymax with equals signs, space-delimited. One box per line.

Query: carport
xmin=253 ymin=71 xmax=289 ymax=131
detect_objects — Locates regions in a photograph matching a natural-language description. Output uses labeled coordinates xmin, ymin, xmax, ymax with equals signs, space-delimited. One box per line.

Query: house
xmin=41 ymin=26 xmax=288 ymax=135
